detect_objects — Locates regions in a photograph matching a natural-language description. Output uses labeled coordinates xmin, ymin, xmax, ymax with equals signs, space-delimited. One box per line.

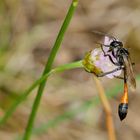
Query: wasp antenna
xmin=91 ymin=30 xmax=116 ymax=40
xmin=92 ymin=41 xmax=110 ymax=48
xmin=93 ymin=41 xmax=102 ymax=45
xmin=132 ymin=62 xmax=135 ymax=66
xmin=118 ymin=83 xmax=128 ymax=121
xmin=127 ymin=47 xmax=131 ymax=50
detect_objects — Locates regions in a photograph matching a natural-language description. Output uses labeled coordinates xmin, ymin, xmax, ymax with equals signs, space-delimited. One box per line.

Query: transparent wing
xmin=91 ymin=30 xmax=119 ymax=52
xmin=92 ymin=30 xmax=116 ymax=43
xmin=123 ymin=55 xmax=136 ymax=91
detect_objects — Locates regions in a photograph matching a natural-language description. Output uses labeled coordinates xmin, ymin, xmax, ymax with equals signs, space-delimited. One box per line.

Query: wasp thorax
xmin=110 ymin=41 xmax=123 ymax=48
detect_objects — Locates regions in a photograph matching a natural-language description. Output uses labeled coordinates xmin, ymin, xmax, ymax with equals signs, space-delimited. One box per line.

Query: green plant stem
xmin=15 ymin=75 xmax=140 ymax=139
xmin=33 ymin=76 xmax=140 ymax=135
xmin=14 ymin=81 xmax=123 ymax=140
xmin=32 ymin=83 xmax=122 ymax=135
xmin=32 ymin=79 xmax=124 ymax=135
xmin=0 ymin=60 xmax=82 ymax=126
xmin=23 ymin=1 xmax=79 ymax=140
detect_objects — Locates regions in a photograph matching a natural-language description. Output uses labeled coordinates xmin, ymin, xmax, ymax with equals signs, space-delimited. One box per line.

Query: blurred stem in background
xmin=93 ymin=75 xmax=116 ymax=140
xmin=29 ymin=76 xmax=140 ymax=138
xmin=14 ymin=80 xmax=123 ymax=140
xmin=32 ymin=81 xmax=123 ymax=135
xmin=0 ymin=1 xmax=13 ymax=53
xmin=0 ymin=60 xmax=83 ymax=126
xmin=23 ymin=1 xmax=79 ymax=140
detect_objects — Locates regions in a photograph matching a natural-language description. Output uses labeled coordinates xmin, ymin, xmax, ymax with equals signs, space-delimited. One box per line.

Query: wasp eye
xmin=110 ymin=41 xmax=123 ymax=47
xmin=119 ymin=41 xmax=123 ymax=46
xmin=110 ymin=41 xmax=118 ymax=47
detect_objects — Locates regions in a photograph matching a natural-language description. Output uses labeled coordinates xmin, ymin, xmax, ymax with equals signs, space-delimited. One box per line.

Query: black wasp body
xmin=102 ymin=37 xmax=136 ymax=89
xmin=92 ymin=31 xmax=136 ymax=121
xmin=92 ymin=30 xmax=136 ymax=89
xmin=92 ymin=30 xmax=129 ymax=69
xmin=102 ymin=37 xmax=136 ymax=121
xmin=105 ymin=40 xmax=129 ymax=67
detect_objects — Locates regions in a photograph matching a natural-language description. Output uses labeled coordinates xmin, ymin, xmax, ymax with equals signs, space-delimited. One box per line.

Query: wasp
xmin=92 ymin=31 xmax=136 ymax=121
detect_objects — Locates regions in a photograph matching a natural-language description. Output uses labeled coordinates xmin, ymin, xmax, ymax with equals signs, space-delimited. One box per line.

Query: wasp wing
xmin=92 ymin=30 xmax=116 ymax=40
xmin=123 ymin=55 xmax=136 ymax=91
xmin=92 ymin=31 xmax=116 ymax=46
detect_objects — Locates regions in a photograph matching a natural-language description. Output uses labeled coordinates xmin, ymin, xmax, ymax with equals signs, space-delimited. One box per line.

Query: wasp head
xmin=110 ymin=41 xmax=123 ymax=48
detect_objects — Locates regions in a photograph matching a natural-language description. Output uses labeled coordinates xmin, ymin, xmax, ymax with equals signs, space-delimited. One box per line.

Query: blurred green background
xmin=0 ymin=0 xmax=140 ymax=140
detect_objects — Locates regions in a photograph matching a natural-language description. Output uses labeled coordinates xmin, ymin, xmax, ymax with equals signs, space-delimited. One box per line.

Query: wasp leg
xmin=113 ymin=75 xmax=124 ymax=80
xmin=97 ymin=66 xmax=123 ymax=77
xmin=100 ymin=45 xmax=120 ymax=66
xmin=93 ymin=75 xmax=116 ymax=139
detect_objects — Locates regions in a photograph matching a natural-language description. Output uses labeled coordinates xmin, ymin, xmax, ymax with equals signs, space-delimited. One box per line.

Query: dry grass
xmin=0 ymin=0 xmax=140 ymax=139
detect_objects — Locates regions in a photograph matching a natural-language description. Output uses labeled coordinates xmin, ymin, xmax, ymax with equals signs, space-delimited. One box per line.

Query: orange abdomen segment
xmin=118 ymin=83 xmax=128 ymax=121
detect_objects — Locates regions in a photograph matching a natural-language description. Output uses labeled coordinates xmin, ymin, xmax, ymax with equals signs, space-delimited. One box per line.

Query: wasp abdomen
xmin=118 ymin=103 xmax=128 ymax=121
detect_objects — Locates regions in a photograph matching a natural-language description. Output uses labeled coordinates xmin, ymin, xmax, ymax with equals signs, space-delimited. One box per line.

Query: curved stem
xmin=93 ymin=75 xmax=116 ymax=140
xmin=23 ymin=1 xmax=79 ymax=140
xmin=0 ymin=60 xmax=82 ymax=126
